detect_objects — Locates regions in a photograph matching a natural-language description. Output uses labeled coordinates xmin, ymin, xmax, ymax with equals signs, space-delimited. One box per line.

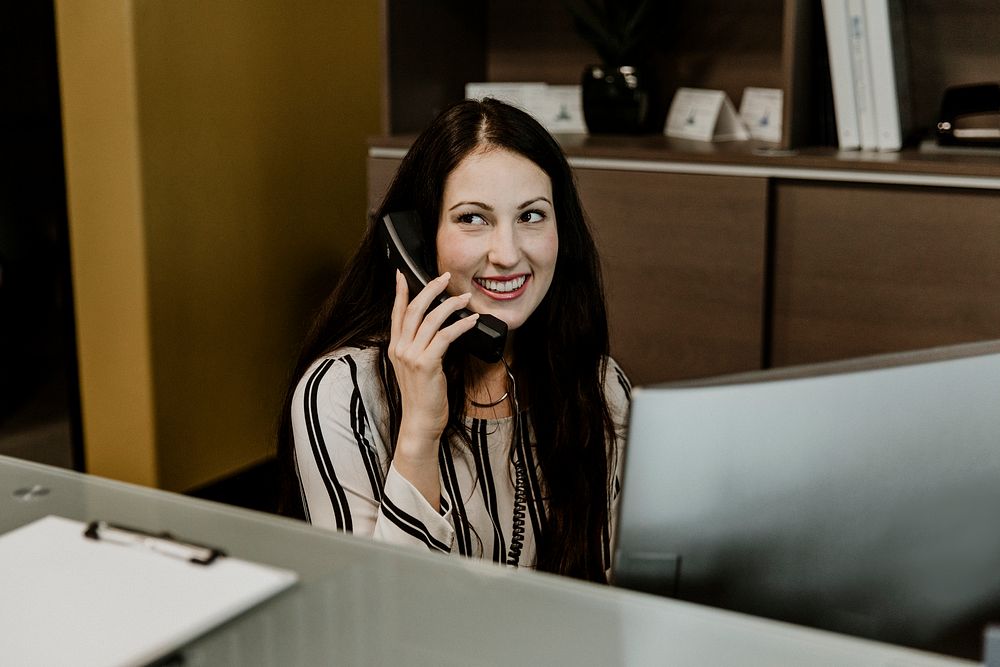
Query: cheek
xmin=533 ymin=231 xmax=559 ymax=274
xmin=435 ymin=230 xmax=475 ymax=275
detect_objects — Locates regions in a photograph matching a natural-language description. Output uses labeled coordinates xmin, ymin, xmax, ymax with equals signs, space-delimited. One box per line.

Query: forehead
xmin=442 ymin=148 xmax=551 ymax=200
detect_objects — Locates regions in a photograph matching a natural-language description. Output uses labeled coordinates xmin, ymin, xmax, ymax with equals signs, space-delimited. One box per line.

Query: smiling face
xmin=436 ymin=147 xmax=558 ymax=333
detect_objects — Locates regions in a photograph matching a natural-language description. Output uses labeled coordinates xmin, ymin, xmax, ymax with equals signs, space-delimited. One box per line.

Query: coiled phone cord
xmin=502 ymin=358 xmax=527 ymax=568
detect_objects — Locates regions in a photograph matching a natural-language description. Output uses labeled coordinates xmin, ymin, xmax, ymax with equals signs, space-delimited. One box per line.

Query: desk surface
xmin=0 ymin=455 xmax=974 ymax=666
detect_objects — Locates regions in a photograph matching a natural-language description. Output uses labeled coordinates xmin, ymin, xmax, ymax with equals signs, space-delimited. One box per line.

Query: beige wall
xmin=56 ymin=1 xmax=381 ymax=491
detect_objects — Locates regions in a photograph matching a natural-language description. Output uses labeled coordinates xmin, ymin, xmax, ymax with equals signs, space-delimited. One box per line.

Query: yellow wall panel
xmin=55 ymin=0 xmax=158 ymax=486
xmin=55 ymin=0 xmax=381 ymax=490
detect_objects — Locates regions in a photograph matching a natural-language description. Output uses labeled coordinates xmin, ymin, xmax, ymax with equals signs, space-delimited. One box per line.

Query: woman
xmin=278 ymin=99 xmax=630 ymax=582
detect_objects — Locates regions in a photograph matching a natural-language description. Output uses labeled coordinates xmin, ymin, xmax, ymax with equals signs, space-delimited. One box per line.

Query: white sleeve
xmin=604 ymin=357 xmax=632 ymax=568
xmin=291 ymin=353 xmax=456 ymax=553
xmin=375 ymin=463 xmax=455 ymax=552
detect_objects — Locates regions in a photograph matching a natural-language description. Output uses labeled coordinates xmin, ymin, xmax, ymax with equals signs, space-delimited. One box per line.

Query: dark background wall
xmin=0 ymin=1 xmax=80 ymax=469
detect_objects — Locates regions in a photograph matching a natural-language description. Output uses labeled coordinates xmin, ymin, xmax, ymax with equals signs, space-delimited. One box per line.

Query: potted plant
xmin=564 ymin=0 xmax=662 ymax=134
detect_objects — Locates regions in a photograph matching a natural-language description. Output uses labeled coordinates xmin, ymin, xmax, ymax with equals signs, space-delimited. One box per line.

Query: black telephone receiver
xmin=380 ymin=211 xmax=507 ymax=363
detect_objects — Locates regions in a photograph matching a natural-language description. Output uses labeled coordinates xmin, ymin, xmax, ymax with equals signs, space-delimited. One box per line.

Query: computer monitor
xmin=612 ymin=340 xmax=1000 ymax=660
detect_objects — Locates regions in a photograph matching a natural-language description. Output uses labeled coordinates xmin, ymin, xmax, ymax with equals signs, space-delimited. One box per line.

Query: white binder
xmin=0 ymin=515 xmax=298 ymax=666
xmin=846 ymin=0 xmax=879 ymax=150
xmin=865 ymin=0 xmax=911 ymax=151
xmin=821 ymin=0 xmax=860 ymax=150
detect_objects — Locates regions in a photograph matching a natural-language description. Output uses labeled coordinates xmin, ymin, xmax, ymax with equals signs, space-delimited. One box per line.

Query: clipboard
xmin=0 ymin=515 xmax=298 ymax=666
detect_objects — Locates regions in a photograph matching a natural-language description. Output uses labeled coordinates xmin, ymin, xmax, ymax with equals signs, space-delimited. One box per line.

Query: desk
xmin=0 ymin=455 xmax=973 ymax=666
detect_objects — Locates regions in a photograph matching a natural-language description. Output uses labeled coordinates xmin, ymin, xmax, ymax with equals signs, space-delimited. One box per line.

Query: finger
xmin=399 ymin=272 xmax=451 ymax=342
xmin=410 ymin=292 xmax=472 ymax=350
xmin=389 ymin=270 xmax=408 ymax=355
xmin=424 ymin=312 xmax=481 ymax=359
xmin=404 ymin=272 xmax=451 ymax=322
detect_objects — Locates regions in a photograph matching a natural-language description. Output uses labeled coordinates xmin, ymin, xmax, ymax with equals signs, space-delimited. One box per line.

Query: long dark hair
xmin=277 ymin=98 xmax=616 ymax=582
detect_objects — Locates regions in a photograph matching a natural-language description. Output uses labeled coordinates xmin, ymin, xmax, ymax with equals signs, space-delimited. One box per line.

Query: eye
xmin=457 ymin=212 xmax=488 ymax=225
xmin=519 ymin=210 xmax=545 ymax=223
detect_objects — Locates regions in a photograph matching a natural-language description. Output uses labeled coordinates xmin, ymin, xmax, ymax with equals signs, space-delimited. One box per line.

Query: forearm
xmin=391 ymin=438 xmax=442 ymax=511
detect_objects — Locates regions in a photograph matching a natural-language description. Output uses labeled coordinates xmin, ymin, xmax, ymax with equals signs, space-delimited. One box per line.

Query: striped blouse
xmin=291 ymin=346 xmax=631 ymax=568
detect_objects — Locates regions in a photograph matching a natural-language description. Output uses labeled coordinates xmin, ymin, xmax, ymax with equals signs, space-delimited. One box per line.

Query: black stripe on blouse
xmin=303 ymin=359 xmax=352 ymax=531
xmin=602 ymin=513 xmax=612 ymax=569
xmin=470 ymin=418 xmax=507 ymax=563
xmin=614 ymin=363 xmax=632 ymax=401
xmin=381 ymin=495 xmax=450 ymax=553
xmin=439 ymin=443 xmax=471 ymax=557
xmin=344 ymin=355 xmax=384 ymax=502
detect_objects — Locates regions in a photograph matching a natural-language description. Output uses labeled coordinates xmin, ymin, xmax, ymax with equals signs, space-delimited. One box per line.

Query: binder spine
xmin=821 ymin=0 xmax=860 ymax=150
xmin=865 ymin=0 xmax=909 ymax=151
xmin=846 ymin=0 xmax=879 ymax=150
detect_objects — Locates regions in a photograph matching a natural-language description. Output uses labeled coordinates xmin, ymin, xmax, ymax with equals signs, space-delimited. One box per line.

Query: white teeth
xmin=476 ymin=275 xmax=527 ymax=293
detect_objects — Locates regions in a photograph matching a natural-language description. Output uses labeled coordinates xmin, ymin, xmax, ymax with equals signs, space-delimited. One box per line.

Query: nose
xmin=487 ymin=223 xmax=520 ymax=269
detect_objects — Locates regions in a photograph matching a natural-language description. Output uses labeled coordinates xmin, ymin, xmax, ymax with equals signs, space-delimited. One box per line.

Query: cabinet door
xmin=575 ymin=169 xmax=768 ymax=384
xmin=771 ymin=181 xmax=1000 ymax=366
xmin=367 ymin=157 xmax=400 ymax=214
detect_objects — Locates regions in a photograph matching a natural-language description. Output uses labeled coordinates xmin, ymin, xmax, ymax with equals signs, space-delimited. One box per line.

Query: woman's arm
xmin=386 ymin=270 xmax=478 ymax=508
xmin=291 ymin=350 xmax=455 ymax=552
xmin=290 ymin=271 xmax=478 ymax=553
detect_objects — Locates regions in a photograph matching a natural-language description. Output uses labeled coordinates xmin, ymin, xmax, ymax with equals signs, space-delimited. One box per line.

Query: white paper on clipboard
xmin=0 ymin=515 xmax=298 ymax=666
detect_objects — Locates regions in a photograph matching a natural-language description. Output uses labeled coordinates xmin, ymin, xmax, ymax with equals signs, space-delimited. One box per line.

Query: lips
xmin=474 ymin=274 xmax=529 ymax=299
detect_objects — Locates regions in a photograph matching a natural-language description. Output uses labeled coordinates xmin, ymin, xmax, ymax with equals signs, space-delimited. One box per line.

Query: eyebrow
xmin=517 ymin=197 xmax=552 ymax=209
xmin=447 ymin=197 xmax=552 ymax=212
xmin=448 ymin=201 xmax=492 ymax=211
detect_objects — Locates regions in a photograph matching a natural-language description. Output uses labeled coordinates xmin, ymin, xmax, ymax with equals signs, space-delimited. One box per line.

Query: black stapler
xmin=936 ymin=83 xmax=1000 ymax=147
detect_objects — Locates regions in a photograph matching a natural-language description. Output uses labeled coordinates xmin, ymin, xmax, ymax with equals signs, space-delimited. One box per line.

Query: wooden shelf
xmin=371 ymin=133 xmax=1000 ymax=181
xmin=381 ymin=1 xmax=1000 ymax=161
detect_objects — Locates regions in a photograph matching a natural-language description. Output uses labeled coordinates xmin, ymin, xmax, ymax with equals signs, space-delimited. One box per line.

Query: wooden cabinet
xmin=366 ymin=157 xmax=400 ymax=214
xmin=771 ymin=181 xmax=1000 ymax=365
xmin=575 ymin=169 xmax=767 ymax=383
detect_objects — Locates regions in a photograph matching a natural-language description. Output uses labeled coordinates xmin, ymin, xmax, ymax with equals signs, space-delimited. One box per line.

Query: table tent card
xmin=739 ymin=87 xmax=784 ymax=142
xmin=666 ymin=87 xmax=750 ymax=142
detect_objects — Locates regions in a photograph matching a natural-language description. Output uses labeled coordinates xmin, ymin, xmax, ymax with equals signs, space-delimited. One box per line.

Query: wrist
xmin=392 ymin=440 xmax=440 ymax=466
xmin=391 ymin=443 xmax=442 ymax=511
xmin=395 ymin=419 xmax=444 ymax=457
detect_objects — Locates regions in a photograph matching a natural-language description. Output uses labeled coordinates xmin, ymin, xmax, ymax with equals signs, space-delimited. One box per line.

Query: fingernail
xmin=440 ymin=272 xmax=451 ymax=281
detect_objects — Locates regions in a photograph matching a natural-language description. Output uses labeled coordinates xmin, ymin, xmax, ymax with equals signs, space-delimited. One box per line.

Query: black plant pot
xmin=581 ymin=64 xmax=650 ymax=134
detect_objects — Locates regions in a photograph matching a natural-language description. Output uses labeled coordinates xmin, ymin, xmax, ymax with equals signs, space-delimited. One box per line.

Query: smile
xmin=474 ymin=275 xmax=528 ymax=296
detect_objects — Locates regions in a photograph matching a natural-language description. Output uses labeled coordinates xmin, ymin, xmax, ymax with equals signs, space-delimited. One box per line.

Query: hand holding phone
xmin=387 ymin=269 xmax=478 ymax=507
xmin=380 ymin=211 xmax=508 ymax=363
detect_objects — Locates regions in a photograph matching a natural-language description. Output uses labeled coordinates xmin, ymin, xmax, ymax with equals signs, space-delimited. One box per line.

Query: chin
xmin=471 ymin=294 xmax=544 ymax=334
xmin=490 ymin=308 xmax=535 ymax=334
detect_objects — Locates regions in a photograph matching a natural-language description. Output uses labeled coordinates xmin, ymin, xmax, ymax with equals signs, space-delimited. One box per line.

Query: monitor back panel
xmin=613 ymin=342 xmax=1000 ymax=658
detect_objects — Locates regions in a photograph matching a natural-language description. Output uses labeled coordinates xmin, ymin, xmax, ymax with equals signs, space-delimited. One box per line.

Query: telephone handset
xmin=380 ymin=211 xmax=507 ymax=363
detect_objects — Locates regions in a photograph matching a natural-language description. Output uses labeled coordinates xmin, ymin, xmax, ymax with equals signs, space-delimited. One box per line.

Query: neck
xmin=466 ymin=355 xmax=514 ymax=418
